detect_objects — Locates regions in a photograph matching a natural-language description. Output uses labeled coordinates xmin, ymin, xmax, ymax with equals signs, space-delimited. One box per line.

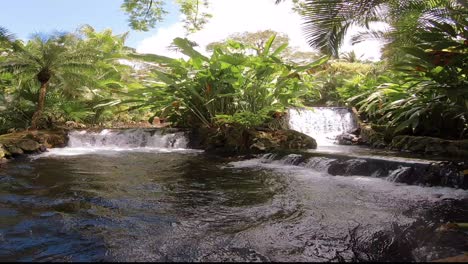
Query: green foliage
xmin=350 ymin=11 xmax=468 ymax=139
xmin=121 ymin=0 xmax=211 ymax=32
xmin=290 ymin=0 xmax=464 ymax=58
xmin=126 ymin=35 xmax=328 ymax=128
xmin=0 ymin=26 xmax=136 ymax=131
xmin=214 ymin=111 xmax=270 ymax=129
xmin=206 ymin=30 xmax=321 ymax=64
xmin=304 ymin=60 xmax=386 ymax=106
xmin=121 ymin=0 xmax=168 ymax=31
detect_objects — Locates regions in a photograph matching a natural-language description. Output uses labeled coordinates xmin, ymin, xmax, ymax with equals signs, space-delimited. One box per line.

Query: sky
xmin=0 ymin=0 xmax=384 ymax=61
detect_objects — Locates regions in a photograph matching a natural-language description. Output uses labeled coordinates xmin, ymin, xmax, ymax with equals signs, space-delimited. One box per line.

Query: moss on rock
xmin=190 ymin=125 xmax=317 ymax=155
xmin=0 ymin=129 xmax=68 ymax=160
xmin=390 ymin=135 xmax=468 ymax=157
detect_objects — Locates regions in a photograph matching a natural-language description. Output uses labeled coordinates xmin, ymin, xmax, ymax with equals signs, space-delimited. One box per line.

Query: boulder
xmin=17 ymin=139 xmax=41 ymax=153
xmin=6 ymin=145 xmax=24 ymax=156
xmin=359 ymin=124 xmax=387 ymax=148
xmin=250 ymin=129 xmax=317 ymax=152
xmin=390 ymin=136 xmax=468 ymax=157
xmin=336 ymin=133 xmax=361 ymax=145
xmin=194 ymin=126 xmax=317 ymax=155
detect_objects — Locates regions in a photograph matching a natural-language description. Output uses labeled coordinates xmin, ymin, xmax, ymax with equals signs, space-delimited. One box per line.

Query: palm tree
xmin=275 ymin=0 xmax=465 ymax=59
xmin=0 ymin=26 xmax=15 ymax=49
xmin=0 ymin=34 xmax=96 ymax=128
xmin=340 ymin=51 xmax=364 ymax=63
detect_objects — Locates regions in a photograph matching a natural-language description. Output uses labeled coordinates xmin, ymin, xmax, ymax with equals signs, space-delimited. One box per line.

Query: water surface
xmin=1 ymin=150 xmax=467 ymax=262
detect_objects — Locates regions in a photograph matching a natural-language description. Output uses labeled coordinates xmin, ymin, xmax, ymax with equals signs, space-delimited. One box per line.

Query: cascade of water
xmin=68 ymin=129 xmax=188 ymax=149
xmin=304 ymin=157 xmax=337 ymax=172
xmin=36 ymin=129 xmax=195 ymax=157
xmin=386 ymin=166 xmax=413 ymax=183
xmin=287 ymin=107 xmax=358 ymax=146
xmin=260 ymin=153 xmax=277 ymax=163
xmin=278 ymin=154 xmax=304 ymax=165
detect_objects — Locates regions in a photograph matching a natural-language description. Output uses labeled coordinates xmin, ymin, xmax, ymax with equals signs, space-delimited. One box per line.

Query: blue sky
xmin=0 ymin=0 xmax=383 ymax=60
xmin=0 ymin=0 xmax=179 ymax=48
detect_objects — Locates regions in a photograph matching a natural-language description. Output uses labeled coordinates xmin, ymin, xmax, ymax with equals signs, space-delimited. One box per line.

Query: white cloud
xmin=137 ymin=0 xmax=385 ymax=61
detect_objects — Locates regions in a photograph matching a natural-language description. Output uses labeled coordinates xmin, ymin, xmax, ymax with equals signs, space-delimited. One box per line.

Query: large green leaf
xmin=173 ymin=38 xmax=209 ymax=62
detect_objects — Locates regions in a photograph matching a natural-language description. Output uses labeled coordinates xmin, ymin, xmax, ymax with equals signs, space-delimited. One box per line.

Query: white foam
xmin=33 ymin=129 xmax=202 ymax=157
xmin=288 ymin=107 xmax=358 ymax=146
xmin=227 ymin=158 xmax=468 ymax=202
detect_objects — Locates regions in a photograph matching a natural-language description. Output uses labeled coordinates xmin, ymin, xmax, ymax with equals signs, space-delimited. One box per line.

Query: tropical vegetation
xmin=0 ymin=0 xmax=466 ymax=145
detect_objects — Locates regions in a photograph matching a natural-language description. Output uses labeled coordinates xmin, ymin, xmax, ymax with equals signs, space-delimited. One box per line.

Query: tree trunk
xmin=30 ymin=81 xmax=48 ymax=129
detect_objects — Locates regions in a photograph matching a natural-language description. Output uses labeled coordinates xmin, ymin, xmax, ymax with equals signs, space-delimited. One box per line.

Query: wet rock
xmin=359 ymin=125 xmax=387 ymax=148
xmin=39 ymin=145 xmax=47 ymax=152
xmin=6 ymin=145 xmax=23 ymax=156
xmin=336 ymin=133 xmax=361 ymax=145
xmin=432 ymin=254 xmax=468 ymax=262
xmin=0 ymin=130 xmax=67 ymax=159
xmin=436 ymin=222 xmax=461 ymax=232
xmin=390 ymin=136 xmax=468 ymax=158
xmin=327 ymin=159 xmax=370 ymax=176
xmin=17 ymin=139 xmax=41 ymax=153
xmin=193 ymin=126 xmax=317 ymax=155
xmin=65 ymin=120 xmax=87 ymax=128
xmin=251 ymin=129 xmax=317 ymax=152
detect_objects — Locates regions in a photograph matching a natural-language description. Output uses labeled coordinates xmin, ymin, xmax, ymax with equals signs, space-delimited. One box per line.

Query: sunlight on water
xmin=34 ymin=129 xmax=202 ymax=157
xmin=288 ymin=107 xmax=358 ymax=146
xmin=228 ymin=155 xmax=468 ymax=202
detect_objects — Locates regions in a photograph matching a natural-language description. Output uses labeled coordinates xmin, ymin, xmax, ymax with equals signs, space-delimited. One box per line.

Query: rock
xmin=360 ymin=124 xmax=387 ymax=148
xmin=436 ymin=222 xmax=460 ymax=232
xmin=327 ymin=159 xmax=369 ymax=176
xmin=336 ymin=133 xmax=360 ymax=145
xmin=6 ymin=145 xmax=24 ymax=156
xmin=250 ymin=141 xmax=266 ymax=151
xmin=39 ymin=145 xmax=47 ymax=152
xmin=152 ymin=117 xmax=161 ymax=125
xmin=65 ymin=121 xmax=86 ymax=128
xmin=389 ymin=136 xmax=468 ymax=157
xmin=17 ymin=139 xmax=41 ymax=153
xmin=251 ymin=129 xmax=317 ymax=152
xmin=194 ymin=126 xmax=317 ymax=155
xmin=432 ymin=254 xmax=468 ymax=262
xmin=43 ymin=133 xmax=67 ymax=148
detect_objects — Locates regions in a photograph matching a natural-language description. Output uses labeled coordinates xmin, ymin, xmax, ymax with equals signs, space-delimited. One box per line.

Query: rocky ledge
xmin=189 ymin=126 xmax=317 ymax=155
xmin=335 ymin=124 xmax=468 ymax=159
xmin=389 ymin=136 xmax=468 ymax=157
xmin=0 ymin=130 xmax=68 ymax=160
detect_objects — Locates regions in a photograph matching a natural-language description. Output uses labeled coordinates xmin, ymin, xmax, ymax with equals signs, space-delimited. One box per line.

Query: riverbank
xmin=0 ymin=129 xmax=68 ymax=160
xmin=0 ymin=126 xmax=466 ymax=261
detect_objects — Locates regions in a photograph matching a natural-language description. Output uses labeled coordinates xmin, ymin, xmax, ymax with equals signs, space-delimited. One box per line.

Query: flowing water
xmin=288 ymin=107 xmax=359 ymax=146
xmin=1 ymin=129 xmax=467 ymax=262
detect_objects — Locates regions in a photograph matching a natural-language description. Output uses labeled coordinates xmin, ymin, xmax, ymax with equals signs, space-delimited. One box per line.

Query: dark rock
xmin=251 ymin=129 xmax=317 ymax=152
xmin=17 ymin=139 xmax=41 ymax=153
xmin=360 ymin=124 xmax=387 ymax=148
xmin=327 ymin=161 xmax=347 ymax=175
xmin=6 ymin=145 xmax=23 ymax=156
xmin=389 ymin=136 xmax=468 ymax=158
xmin=191 ymin=126 xmax=317 ymax=155
xmin=336 ymin=133 xmax=361 ymax=145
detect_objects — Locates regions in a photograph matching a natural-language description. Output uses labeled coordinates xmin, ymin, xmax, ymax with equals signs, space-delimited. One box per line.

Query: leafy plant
xmin=350 ymin=12 xmax=467 ymax=139
xmin=124 ymin=35 xmax=329 ymax=128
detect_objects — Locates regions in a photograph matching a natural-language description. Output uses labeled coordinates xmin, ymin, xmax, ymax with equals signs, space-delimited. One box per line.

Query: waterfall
xmin=386 ymin=166 xmax=413 ymax=183
xmin=287 ymin=107 xmax=359 ymax=146
xmin=68 ymin=129 xmax=188 ymax=149
xmin=39 ymin=129 xmax=193 ymax=157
